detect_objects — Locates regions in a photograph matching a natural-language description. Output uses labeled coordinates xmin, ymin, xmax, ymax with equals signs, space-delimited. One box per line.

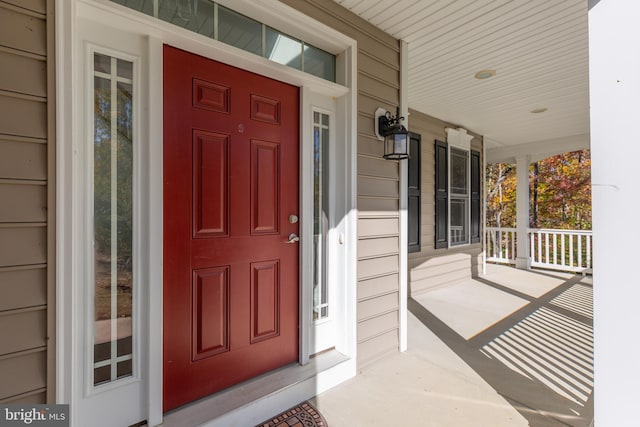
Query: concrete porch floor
xmin=310 ymin=265 xmax=593 ymax=426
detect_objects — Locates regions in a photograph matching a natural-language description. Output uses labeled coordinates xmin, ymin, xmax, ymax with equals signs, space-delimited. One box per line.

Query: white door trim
xmin=56 ymin=5 xmax=151 ymax=425
xmin=57 ymin=1 xmax=358 ymax=426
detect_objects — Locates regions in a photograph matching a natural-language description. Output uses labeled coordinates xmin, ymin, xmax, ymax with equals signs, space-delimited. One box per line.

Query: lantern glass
xmin=383 ymin=132 xmax=410 ymax=160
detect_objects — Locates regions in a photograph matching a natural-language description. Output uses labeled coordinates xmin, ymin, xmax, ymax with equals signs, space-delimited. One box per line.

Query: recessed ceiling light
xmin=531 ymin=108 xmax=548 ymax=114
xmin=474 ymin=69 xmax=496 ymax=79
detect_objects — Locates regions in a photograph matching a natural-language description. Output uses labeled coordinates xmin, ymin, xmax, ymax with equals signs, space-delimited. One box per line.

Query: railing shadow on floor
xmin=409 ymin=273 xmax=593 ymax=427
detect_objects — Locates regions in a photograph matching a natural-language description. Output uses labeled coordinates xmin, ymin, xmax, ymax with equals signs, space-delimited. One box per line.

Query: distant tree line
xmin=486 ymin=150 xmax=591 ymax=230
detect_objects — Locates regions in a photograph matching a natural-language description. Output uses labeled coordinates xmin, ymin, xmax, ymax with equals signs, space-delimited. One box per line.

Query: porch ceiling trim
xmin=486 ymin=133 xmax=590 ymax=164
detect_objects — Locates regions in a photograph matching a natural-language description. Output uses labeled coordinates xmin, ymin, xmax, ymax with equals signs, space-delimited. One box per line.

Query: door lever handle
xmin=286 ymin=233 xmax=300 ymax=243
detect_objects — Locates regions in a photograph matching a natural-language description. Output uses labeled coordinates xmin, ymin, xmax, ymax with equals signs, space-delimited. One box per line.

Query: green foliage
xmin=486 ymin=150 xmax=591 ymax=230
xmin=530 ymin=150 xmax=591 ymax=229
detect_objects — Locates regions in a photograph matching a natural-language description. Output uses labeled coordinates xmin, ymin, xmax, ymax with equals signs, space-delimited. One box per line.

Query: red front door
xmin=163 ymin=46 xmax=300 ymax=411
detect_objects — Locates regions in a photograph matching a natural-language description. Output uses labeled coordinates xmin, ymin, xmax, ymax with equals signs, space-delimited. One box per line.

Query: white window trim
xmin=57 ymin=1 xmax=358 ymax=426
xmin=83 ymin=44 xmax=142 ymax=396
xmin=302 ymin=99 xmax=340 ymax=358
xmin=446 ymin=127 xmax=473 ymax=248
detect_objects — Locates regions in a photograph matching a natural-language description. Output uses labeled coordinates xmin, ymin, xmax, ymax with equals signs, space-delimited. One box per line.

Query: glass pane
xmin=117 ymin=359 xmax=133 ymax=379
xmin=94 ymin=54 xmax=111 ymax=74
xmin=94 ymin=365 xmax=111 ymax=385
xmin=110 ymin=0 xmax=337 ymax=82
xmin=321 ymin=113 xmax=329 ymax=127
xmin=304 ymin=44 xmax=336 ymax=81
xmin=117 ymin=59 xmax=133 ymax=80
xmin=450 ymin=198 xmax=468 ymax=245
xmin=451 ymin=148 xmax=468 ymax=194
xmin=111 ymin=0 xmax=154 ymax=16
xmin=313 ymin=112 xmax=330 ymax=321
xmin=265 ymin=28 xmax=302 ymax=70
xmin=93 ymin=53 xmax=134 ymax=386
xmin=218 ymin=5 xmax=262 ymax=56
xmin=158 ymin=0 xmax=215 ymax=39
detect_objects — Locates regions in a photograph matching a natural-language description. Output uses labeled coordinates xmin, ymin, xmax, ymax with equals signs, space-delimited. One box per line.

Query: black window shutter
xmin=434 ymin=140 xmax=448 ymax=249
xmin=408 ymin=133 xmax=421 ymax=253
xmin=470 ymin=150 xmax=481 ymax=244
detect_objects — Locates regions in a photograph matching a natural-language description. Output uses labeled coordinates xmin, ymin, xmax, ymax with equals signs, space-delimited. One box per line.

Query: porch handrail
xmin=528 ymin=228 xmax=593 ymax=273
xmin=485 ymin=226 xmax=517 ymax=265
xmin=485 ymin=227 xmax=593 ymax=274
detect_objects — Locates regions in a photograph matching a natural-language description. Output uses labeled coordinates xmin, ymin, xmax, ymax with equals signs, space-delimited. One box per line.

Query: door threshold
xmin=161 ymin=351 xmax=354 ymax=427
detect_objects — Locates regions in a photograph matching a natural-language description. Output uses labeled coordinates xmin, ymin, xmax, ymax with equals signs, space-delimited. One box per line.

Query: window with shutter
xmin=434 ymin=139 xmax=482 ymax=249
xmin=408 ymin=133 xmax=421 ymax=253
xmin=434 ymin=140 xmax=448 ymax=249
xmin=470 ymin=150 xmax=481 ymax=243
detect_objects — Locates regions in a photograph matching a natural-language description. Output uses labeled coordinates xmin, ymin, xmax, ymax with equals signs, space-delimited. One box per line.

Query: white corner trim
xmin=482 ymin=139 xmax=487 ymax=276
xmin=446 ymin=127 xmax=473 ymax=151
xmin=55 ymin=0 xmax=76 ymax=414
xmin=146 ymin=34 xmax=164 ymax=427
xmin=398 ymin=39 xmax=409 ymax=353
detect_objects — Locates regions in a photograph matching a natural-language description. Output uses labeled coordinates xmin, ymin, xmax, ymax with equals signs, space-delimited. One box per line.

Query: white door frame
xmin=56 ymin=1 xmax=358 ymax=425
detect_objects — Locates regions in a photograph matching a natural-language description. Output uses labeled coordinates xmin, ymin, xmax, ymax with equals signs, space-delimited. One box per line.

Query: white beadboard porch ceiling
xmin=332 ymin=0 xmax=590 ymax=151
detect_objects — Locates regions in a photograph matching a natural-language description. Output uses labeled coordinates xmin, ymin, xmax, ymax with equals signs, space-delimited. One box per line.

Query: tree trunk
xmin=532 ymin=162 xmax=539 ymax=228
xmin=497 ymin=164 xmax=503 ymax=229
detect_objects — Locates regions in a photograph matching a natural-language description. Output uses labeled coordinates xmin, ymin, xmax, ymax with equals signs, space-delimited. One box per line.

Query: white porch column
xmin=590 ymin=0 xmax=640 ymax=423
xmin=398 ymin=39 xmax=408 ymax=352
xmin=515 ymin=155 xmax=531 ymax=269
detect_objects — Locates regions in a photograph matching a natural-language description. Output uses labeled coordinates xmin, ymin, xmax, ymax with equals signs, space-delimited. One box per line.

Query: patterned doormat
xmin=256 ymin=401 xmax=328 ymax=427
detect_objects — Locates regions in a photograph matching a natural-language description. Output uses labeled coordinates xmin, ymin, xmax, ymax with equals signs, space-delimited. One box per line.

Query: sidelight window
xmin=92 ymin=52 xmax=135 ymax=386
xmin=313 ymin=111 xmax=330 ymax=321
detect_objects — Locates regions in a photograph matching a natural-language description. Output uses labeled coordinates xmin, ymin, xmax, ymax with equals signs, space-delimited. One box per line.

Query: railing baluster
xmin=569 ymin=234 xmax=574 ymax=267
xmin=544 ymin=232 xmax=549 ymax=264
xmin=537 ymin=231 xmax=542 ymax=265
xmin=577 ymin=234 xmax=583 ymax=268
xmin=586 ymin=234 xmax=591 ymax=269
xmin=553 ymin=233 xmax=557 ymax=265
xmin=561 ymin=234 xmax=565 ymax=267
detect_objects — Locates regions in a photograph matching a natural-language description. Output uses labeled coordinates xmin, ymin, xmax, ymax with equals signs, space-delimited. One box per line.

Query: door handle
xmin=286 ymin=233 xmax=300 ymax=243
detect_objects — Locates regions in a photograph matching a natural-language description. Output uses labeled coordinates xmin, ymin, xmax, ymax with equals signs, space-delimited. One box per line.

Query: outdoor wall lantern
xmin=375 ymin=107 xmax=410 ymax=160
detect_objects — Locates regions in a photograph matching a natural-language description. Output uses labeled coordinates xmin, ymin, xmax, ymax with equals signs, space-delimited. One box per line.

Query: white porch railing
xmin=529 ymin=228 xmax=593 ymax=273
xmin=486 ymin=227 xmax=517 ymax=265
xmin=485 ymin=227 xmax=593 ymax=273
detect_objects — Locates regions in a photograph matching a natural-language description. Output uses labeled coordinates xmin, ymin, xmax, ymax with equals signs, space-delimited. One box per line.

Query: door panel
xmin=250 ymin=260 xmax=280 ymax=343
xmin=192 ymin=131 xmax=229 ymax=238
xmin=250 ymin=140 xmax=280 ymax=234
xmin=163 ymin=45 xmax=299 ymax=411
xmin=192 ymin=267 xmax=230 ymax=360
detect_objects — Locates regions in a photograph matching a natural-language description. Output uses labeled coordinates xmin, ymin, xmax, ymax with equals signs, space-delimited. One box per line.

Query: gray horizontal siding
xmin=408 ymin=109 xmax=484 ymax=295
xmin=0 ymin=0 xmax=53 ymax=404
xmin=280 ymin=0 xmax=401 ymax=366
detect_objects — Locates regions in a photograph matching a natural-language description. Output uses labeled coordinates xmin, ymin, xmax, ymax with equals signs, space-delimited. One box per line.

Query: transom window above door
xmin=111 ymin=0 xmax=336 ymax=82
